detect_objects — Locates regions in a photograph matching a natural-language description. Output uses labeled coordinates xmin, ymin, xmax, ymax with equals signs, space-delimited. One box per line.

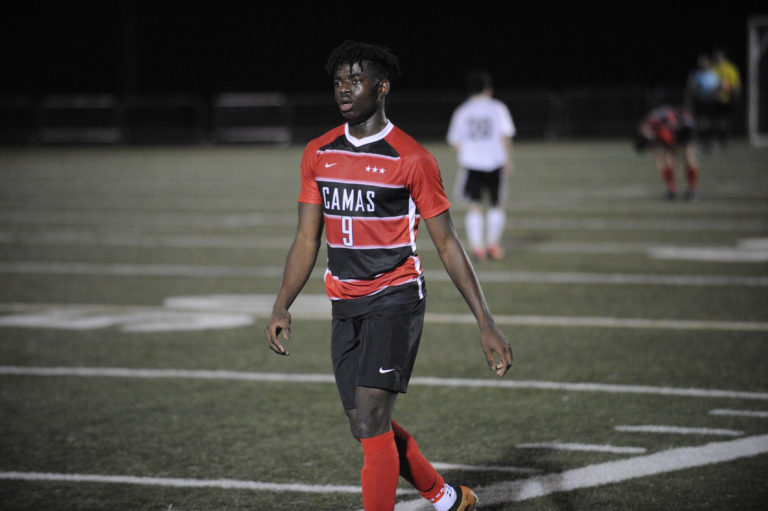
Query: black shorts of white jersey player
xmin=331 ymin=299 xmax=426 ymax=410
xmin=462 ymin=167 xmax=503 ymax=207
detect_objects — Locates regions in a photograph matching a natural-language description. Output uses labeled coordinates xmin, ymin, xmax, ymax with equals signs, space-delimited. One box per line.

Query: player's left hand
xmin=480 ymin=326 xmax=513 ymax=377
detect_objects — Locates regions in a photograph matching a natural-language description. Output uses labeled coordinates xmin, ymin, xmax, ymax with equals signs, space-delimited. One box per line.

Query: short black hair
xmin=325 ymin=40 xmax=401 ymax=82
xmin=466 ymin=70 xmax=493 ymax=94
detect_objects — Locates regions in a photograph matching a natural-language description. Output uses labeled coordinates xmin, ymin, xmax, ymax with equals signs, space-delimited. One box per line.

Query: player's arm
xmin=424 ymin=209 xmax=513 ymax=376
xmin=503 ymin=136 xmax=514 ymax=175
xmin=265 ymin=202 xmax=324 ymax=356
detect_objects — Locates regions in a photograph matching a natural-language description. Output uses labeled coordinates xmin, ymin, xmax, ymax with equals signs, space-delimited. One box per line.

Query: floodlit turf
xmin=0 ymin=139 xmax=767 ymax=510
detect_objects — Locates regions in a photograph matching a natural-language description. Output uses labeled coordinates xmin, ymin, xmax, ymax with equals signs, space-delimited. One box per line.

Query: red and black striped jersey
xmin=299 ymin=122 xmax=450 ymax=311
xmin=638 ymin=106 xmax=695 ymax=146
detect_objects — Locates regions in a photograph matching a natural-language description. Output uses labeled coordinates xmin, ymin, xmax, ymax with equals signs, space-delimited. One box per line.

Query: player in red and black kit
xmin=635 ymin=105 xmax=699 ymax=200
xmin=265 ymin=41 xmax=513 ymax=511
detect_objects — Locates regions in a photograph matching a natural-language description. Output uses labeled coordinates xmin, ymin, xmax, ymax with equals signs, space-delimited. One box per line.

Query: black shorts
xmin=694 ymin=99 xmax=717 ymax=120
xmin=676 ymin=126 xmax=693 ymax=145
xmin=331 ymin=299 xmax=425 ymax=409
xmin=463 ymin=167 xmax=502 ymax=206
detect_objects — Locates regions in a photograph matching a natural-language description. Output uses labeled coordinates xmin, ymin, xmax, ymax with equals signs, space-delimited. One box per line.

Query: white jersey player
xmin=447 ymin=71 xmax=515 ymax=260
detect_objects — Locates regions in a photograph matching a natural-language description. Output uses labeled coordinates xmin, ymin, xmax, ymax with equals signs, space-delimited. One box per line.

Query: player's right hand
xmin=266 ymin=310 xmax=292 ymax=356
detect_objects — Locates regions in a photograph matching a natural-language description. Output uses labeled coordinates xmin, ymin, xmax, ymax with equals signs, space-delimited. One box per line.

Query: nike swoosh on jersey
xmin=379 ymin=367 xmax=397 ymax=374
xmin=325 ymin=162 xmax=338 ymax=167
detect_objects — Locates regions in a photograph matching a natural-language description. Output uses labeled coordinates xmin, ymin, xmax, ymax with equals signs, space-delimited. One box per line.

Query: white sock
xmin=465 ymin=210 xmax=484 ymax=251
xmin=486 ymin=207 xmax=506 ymax=247
xmin=431 ymin=483 xmax=457 ymax=511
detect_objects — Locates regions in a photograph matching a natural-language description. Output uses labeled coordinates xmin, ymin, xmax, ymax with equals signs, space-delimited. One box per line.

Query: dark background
xmin=2 ymin=1 xmax=766 ymax=96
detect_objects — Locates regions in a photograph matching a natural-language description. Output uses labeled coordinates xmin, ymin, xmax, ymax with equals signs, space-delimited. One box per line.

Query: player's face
xmin=332 ymin=61 xmax=385 ymax=125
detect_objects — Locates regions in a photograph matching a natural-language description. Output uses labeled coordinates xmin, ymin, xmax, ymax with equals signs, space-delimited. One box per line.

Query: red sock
xmin=391 ymin=420 xmax=445 ymax=502
xmin=360 ymin=430 xmax=400 ymax=510
xmin=687 ymin=164 xmax=699 ymax=191
xmin=662 ymin=165 xmax=676 ymax=192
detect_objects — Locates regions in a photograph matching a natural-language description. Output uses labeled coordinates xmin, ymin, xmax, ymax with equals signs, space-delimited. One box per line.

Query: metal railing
xmin=1 ymin=86 xmax=737 ymax=146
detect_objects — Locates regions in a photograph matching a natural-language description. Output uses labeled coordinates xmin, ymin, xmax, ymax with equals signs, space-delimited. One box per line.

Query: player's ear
xmin=377 ymin=80 xmax=390 ymax=98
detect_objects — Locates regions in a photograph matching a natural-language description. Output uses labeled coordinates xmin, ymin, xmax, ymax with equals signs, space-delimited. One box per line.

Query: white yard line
xmin=1 ymin=210 xmax=766 ymax=231
xmin=0 ymin=232 xmax=665 ymax=252
xmin=1 ymin=261 xmax=767 ymax=287
xmin=0 ymin=262 xmax=287 ymax=278
xmin=0 ymin=366 xmax=337 ymax=384
xmin=2 ymin=366 xmax=767 ymax=401
xmin=515 ymin=442 xmax=647 ymax=454
xmin=614 ymin=425 xmax=743 ymax=436
xmin=0 ymin=211 xmax=293 ymax=228
xmin=502 ymin=218 xmax=768 ymax=232
xmin=3 ymin=435 xmax=767 ymax=508
xmin=0 ymin=231 xmax=296 ymax=249
xmin=470 ymin=271 xmax=768 ymax=287
xmin=1 ymin=299 xmax=766 ymax=333
xmin=4 ymin=230 xmax=767 ymax=258
xmin=709 ymin=409 xmax=768 ymax=418
xmin=391 ymin=434 xmax=768 ymax=510
xmin=430 ymin=463 xmax=539 ymax=475
xmin=5 ymin=230 xmax=768 ymax=264
xmin=649 ymin=246 xmax=768 ymax=263
xmin=413 ymin=377 xmax=768 ymax=400
xmin=427 ymin=313 xmax=768 ymax=332
xmin=0 ymin=471 xmax=376 ymax=495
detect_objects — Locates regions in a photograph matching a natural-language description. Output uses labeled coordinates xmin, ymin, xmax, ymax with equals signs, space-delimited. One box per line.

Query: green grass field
xmin=1 ymin=138 xmax=767 ymax=510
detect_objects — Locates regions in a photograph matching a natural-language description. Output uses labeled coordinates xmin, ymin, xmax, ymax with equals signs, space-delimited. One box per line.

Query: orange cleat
xmin=487 ymin=245 xmax=504 ymax=260
xmin=448 ymin=485 xmax=478 ymax=511
xmin=472 ymin=248 xmax=487 ymax=262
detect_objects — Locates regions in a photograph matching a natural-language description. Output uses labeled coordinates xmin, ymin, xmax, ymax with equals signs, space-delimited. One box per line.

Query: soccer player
xmin=711 ymin=48 xmax=742 ymax=149
xmin=635 ymin=105 xmax=699 ymax=200
xmin=265 ymin=40 xmax=513 ymax=511
xmin=684 ymin=54 xmax=719 ymax=152
xmin=447 ymin=70 xmax=515 ymax=261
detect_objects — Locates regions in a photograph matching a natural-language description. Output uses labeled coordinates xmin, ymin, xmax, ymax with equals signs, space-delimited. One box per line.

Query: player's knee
xmin=345 ymin=409 xmax=363 ymax=441
xmin=345 ymin=409 xmax=389 ymax=440
xmin=353 ymin=412 xmax=390 ymax=439
xmin=348 ymin=423 xmax=363 ymax=442
xmin=353 ymin=406 xmax=394 ymax=439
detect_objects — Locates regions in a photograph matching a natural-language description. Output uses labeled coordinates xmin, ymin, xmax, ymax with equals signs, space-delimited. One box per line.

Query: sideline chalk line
xmin=1 ymin=297 xmax=767 ymax=333
xmin=2 ymin=261 xmax=768 ymax=287
xmin=2 ymin=365 xmax=768 ymax=401
xmin=2 ymin=434 xmax=766 ymax=508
